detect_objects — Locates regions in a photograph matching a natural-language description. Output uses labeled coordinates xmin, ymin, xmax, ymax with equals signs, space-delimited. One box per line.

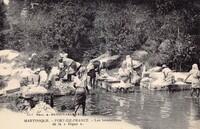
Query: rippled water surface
xmin=54 ymin=87 xmax=200 ymax=129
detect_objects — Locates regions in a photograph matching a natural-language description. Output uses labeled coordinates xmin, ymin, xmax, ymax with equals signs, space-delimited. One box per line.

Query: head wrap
xmin=162 ymin=64 xmax=167 ymax=68
xmin=192 ymin=64 xmax=199 ymax=70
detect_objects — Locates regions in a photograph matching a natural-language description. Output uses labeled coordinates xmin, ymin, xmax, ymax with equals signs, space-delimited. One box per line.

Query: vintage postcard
xmin=0 ymin=0 xmax=200 ymax=129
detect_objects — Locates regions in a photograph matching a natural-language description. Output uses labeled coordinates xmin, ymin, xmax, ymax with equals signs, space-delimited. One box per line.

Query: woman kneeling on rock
xmin=184 ymin=64 xmax=200 ymax=97
xmin=118 ymin=61 xmax=131 ymax=83
xmin=73 ymin=67 xmax=90 ymax=116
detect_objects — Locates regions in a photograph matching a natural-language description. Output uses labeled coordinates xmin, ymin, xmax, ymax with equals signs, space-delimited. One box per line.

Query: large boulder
xmin=132 ymin=60 xmax=142 ymax=68
xmin=0 ymin=79 xmax=21 ymax=94
xmin=140 ymin=77 xmax=151 ymax=88
xmin=51 ymin=81 xmax=75 ymax=95
xmin=0 ymin=50 xmax=20 ymax=62
xmin=99 ymin=55 xmax=120 ymax=68
xmin=173 ymin=72 xmax=193 ymax=83
xmin=87 ymin=53 xmax=120 ymax=70
xmin=0 ymin=63 xmax=13 ymax=76
xmin=29 ymin=101 xmax=56 ymax=114
xmin=131 ymin=50 xmax=148 ymax=61
xmin=149 ymin=72 xmax=164 ymax=79
xmin=90 ymin=52 xmax=110 ymax=63
xmin=150 ymin=79 xmax=167 ymax=90
xmin=21 ymin=85 xmax=48 ymax=96
xmin=147 ymin=66 xmax=162 ymax=73
xmin=10 ymin=67 xmax=38 ymax=85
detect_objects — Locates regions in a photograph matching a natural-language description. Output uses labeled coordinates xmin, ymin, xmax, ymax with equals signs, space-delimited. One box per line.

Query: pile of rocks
xmin=29 ymin=101 xmax=56 ymax=115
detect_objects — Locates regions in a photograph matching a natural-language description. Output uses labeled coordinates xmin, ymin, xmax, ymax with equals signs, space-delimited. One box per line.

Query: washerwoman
xmin=73 ymin=67 xmax=90 ymax=115
xmin=185 ymin=64 xmax=200 ymax=97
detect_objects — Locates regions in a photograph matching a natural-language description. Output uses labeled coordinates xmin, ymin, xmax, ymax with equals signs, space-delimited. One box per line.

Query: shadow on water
xmin=54 ymin=87 xmax=200 ymax=129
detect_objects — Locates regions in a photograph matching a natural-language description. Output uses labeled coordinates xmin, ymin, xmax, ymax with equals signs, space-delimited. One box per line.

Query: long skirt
xmin=191 ymin=79 xmax=200 ymax=88
xmin=74 ymin=89 xmax=86 ymax=106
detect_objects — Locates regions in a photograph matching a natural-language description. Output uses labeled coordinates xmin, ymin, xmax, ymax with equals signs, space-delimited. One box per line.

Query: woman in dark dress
xmin=87 ymin=60 xmax=100 ymax=88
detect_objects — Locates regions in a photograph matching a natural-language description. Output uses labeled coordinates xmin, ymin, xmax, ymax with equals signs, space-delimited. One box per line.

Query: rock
xmin=0 ymin=50 xmax=20 ymax=62
xmin=149 ymin=72 xmax=164 ymax=79
xmin=131 ymin=50 xmax=148 ymax=61
xmin=99 ymin=57 xmax=118 ymax=69
xmin=140 ymin=77 xmax=151 ymax=88
xmin=29 ymin=101 xmax=56 ymax=114
xmin=50 ymin=67 xmax=59 ymax=76
xmin=11 ymin=68 xmax=36 ymax=84
xmin=147 ymin=67 xmax=162 ymax=73
xmin=0 ymin=63 xmax=13 ymax=76
xmin=4 ymin=79 xmax=21 ymax=91
xmin=23 ymin=85 xmax=48 ymax=95
xmin=132 ymin=60 xmax=142 ymax=68
xmin=52 ymin=81 xmax=75 ymax=95
xmin=98 ymin=76 xmax=133 ymax=92
xmin=1 ymin=79 xmax=21 ymax=94
xmin=87 ymin=53 xmax=120 ymax=70
xmin=111 ymin=80 xmax=130 ymax=89
xmin=173 ymin=72 xmax=193 ymax=83
xmin=150 ymin=79 xmax=166 ymax=90
xmin=90 ymin=53 xmax=109 ymax=62
xmin=146 ymin=72 xmax=168 ymax=90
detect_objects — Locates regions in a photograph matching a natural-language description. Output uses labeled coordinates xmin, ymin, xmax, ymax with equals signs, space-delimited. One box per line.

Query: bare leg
xmin=74 ymin=105 xmax=80 ymax=115
xmin=191 ymin=88 xmax=194 ymax=97
xmin=129 ymin=73 xmax=131 ymax=83
xmin=197 ymin=89 xmax=200 ymax=97
xmin=90 ymin=77 xmax=93 ymax=87
xmin=67 ymin=74 xmax=72 ymax=81
xmin=82 ymin=102 xmax=86 ymax=115
xmin=93 ymin=77 xmax=96 ymax=88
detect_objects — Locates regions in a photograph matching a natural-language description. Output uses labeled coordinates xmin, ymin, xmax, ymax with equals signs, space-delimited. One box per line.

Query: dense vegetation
xmin=0 ymin=1 xmax=7 ymax=49
xmin=0 ymin=0 xmax=200 ymax=71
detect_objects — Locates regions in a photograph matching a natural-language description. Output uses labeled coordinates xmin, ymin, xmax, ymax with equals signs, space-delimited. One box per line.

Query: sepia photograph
xmin=0 ymin=0 xmax=200 ymax=129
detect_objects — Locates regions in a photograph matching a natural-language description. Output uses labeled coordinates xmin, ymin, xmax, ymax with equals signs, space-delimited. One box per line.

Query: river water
xmin=54 ymin=87 xmax=200 ymax=129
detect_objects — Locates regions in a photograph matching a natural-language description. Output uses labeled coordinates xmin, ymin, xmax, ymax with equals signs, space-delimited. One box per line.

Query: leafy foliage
xmin=0 ymin=1 xmax=7 ymax=49
xmin=2 ymin=0 xmax=200 ymax=71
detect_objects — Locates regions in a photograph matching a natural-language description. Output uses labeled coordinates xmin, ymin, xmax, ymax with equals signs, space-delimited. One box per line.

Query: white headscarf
xmin=190 ymin=63 xmax=200 ymax=78
xmin=192 ymin=64 xmax=199 ymax=70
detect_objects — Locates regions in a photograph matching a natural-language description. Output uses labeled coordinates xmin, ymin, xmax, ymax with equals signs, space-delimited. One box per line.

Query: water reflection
xmin=54 ymin=88 xmax=200 ymax=129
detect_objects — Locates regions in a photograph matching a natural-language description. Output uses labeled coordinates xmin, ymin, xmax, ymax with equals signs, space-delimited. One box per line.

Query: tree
xmin=0 ymin=1 xmax=7 ymax=49
xmin=4 ymin=0 xmax=200 ymax=70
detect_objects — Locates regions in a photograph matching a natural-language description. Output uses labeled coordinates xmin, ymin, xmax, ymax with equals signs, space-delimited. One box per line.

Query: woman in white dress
xmin=185 ymin=64 xmax=200 ymax=97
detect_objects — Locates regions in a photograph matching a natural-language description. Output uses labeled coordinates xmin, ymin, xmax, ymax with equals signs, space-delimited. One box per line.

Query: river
xmin=54 ymin=87 xmax=200 ymax=129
